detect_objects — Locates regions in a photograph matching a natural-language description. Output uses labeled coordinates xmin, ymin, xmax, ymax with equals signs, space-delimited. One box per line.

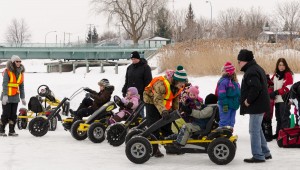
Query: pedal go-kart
xmin=125 ymin=108 xmax=238 ymax=165
xmin=105 ymin=96 xmax=146 ymax=146
xmin=17 ymin=85 xmax=69 ymax=131
xmin=70 ymin=101 xmax=117 ymax=142
xmin=71 ymin=96 xmax=145 ymax=144
xmin=27 ymin=87 xmax=85 ymax=137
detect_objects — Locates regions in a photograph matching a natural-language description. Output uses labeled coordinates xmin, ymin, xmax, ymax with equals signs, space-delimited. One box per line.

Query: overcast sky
xmin=0 ymin=0 xmax=292 ymax=44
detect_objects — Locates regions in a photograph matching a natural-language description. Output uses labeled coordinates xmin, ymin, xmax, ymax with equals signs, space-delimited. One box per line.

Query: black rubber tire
xmin=106 ymin=123 xmax=127 ymax=146
xmin=207 ymin=138 xmax=236 ymax=165
xmin=125 ymin=136 xmax=152 ymax=164
xmin=48 ymin=116 xmax=58 ymax=131
xmin=28 ymin=117 xmax=49 ymax=137
xmin=17 ymin=113 xmax=28 ymax=130
xmin=125 ymin=128 xmax=144 ymax=144
xmin=71 ymin=120 xmax=88 ymax=141
xmin=88 ymin=122 xmax=106 ymax=143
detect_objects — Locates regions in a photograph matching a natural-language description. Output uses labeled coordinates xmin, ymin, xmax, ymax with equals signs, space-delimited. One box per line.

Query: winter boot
xmin=0 ymin=120 xmax=7 ymax=137
xmin=8 ymin=120 xmax=18 ymax=137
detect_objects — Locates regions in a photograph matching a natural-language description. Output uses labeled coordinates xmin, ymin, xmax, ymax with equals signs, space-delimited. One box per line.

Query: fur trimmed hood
xmin=6 ymin=60 xmax=25 ymax=73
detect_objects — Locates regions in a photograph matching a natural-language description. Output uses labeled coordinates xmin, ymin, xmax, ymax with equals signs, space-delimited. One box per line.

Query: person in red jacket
xmin=269 ymin=58 xmax=293 ymax=139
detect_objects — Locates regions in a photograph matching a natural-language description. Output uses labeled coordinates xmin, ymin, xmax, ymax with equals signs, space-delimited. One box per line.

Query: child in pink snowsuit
xmin=109 ymin=87 xmax=140 ymax=124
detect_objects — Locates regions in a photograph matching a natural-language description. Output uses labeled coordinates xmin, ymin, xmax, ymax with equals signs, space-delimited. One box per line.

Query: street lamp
xmin=206 ymin=0 xmax=212 ymax=30
xmin=45 ymin=31 xmax=57 ymax=47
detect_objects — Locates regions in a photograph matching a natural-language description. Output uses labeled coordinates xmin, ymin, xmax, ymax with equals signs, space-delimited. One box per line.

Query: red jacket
xmin=271 ymin=72 xmax=293 ymax=95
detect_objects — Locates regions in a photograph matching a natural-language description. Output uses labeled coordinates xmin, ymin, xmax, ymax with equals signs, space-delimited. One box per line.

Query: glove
xmin=2 ymin=95 xmax=8 ymax=105
xmin=223 ymin=105 xmax=228 ymax=113
xmin=83 ymin=87 xmax=93 ymax=93
xmin=269 ymin=90 xmax=278 ymax=99
xmin=85 ymin=93 xmax=91 ymax=98
xmin=161 ymin=110 xmax=171 ymax=120
xmin=21 ymin=98 xmax=26 ymax=106
xmin=180 ymin=105 xmax=192 ymax=115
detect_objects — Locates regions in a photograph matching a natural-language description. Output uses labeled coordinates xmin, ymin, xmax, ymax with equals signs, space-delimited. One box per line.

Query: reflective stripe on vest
xmin=145 ymin=76 xmax=183 ymax=110
xmin=6 ymin=70 xmax=24 ymax=96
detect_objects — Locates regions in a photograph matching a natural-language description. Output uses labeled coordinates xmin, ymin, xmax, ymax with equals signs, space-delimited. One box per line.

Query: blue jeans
xmin=249 ymin=113 xmax=271 ymax=160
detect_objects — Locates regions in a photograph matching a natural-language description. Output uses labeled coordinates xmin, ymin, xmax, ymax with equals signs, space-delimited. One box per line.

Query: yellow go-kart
xmin=17 ymin=85 xmax=69 ymax=131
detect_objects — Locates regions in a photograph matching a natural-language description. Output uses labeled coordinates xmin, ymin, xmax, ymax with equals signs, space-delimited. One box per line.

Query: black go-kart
xmin=125 ymin=107 xmax=238 ymax=165
xmin=70 ymin=101 xmax=117 ymax=142
xmin=28 ymin=87 xmax=84 ymax=137
xmin=105 ymin=96 xmax=146 ymax=146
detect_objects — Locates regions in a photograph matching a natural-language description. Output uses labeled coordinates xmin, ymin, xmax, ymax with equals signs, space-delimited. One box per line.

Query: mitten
xmin=21 ymin=98 xmax=26 ymax=106
xmin=2 ymin=95 xmax=8 ymax=105
xmin=161 ymin=110 xmax=171 ymax=120
xmin=269 ymin=90 xmax=278 ymax=99
xmin=223 ymin=105 xmax=228 ymax=113
xmin=83 ymin=87 xmax=93 ymax=93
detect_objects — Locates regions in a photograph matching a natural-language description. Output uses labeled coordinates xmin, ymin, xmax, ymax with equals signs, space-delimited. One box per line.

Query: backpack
xmin=277 ymin=127 xmax=300 ymax=148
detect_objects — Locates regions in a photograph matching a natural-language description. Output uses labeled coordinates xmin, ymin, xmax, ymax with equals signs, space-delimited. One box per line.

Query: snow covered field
xmin=0 ymin=59 xmax=299 ymax=170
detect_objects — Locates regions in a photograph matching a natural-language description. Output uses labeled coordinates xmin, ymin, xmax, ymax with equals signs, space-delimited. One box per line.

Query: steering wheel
xmin=37 ymin=85 xmax=50 ymax=97
xmin=113 ymin=95 xmax=124 ymax=108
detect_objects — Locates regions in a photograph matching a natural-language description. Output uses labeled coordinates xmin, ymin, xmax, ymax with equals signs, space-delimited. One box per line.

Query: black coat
xmin=240 ymin=60 xmax=270 ymax=115
xmin=122 ymin=58 xmax=152 ymax=100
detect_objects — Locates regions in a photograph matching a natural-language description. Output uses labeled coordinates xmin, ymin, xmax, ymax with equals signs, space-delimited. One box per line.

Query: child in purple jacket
xmin=215 ymin=61 xmax=240 ymax=131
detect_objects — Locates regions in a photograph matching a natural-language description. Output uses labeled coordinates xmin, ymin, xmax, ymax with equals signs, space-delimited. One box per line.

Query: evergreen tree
xmin=185 ymin=3 xmax=195 ymax=27
xmin=86 ymin=26 xmax=99 ymax=44
xmin=92 ymin=26 xmax=99 ymax=43
xmin=154 ymin=7 xmax=172 ymax=39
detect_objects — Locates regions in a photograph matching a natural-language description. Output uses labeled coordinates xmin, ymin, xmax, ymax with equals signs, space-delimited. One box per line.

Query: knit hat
xmin=173 ymin=65 xmax=188 ymax=82
xmin=127 ymin=87 xmax=138 ymax=96
xmin=188 ymin=85 xmax=199 ymax=96
xmin=130 ymin=51 xmax=140 ymax=59
xmin=223 ymin=61 xmax=235 ymax=75
xmin=11 ymin=55 xmax=21 ymax=63
xmin=205 ymin=93 xmax=218 ymax=105
xmin=237 ymin=49 xmax=254 ymax=62
xmin=98 ymin=78 xmax=110 ymax=87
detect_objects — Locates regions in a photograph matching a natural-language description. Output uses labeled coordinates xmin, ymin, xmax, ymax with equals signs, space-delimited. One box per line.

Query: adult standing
xmin=269 ymin=58 xmax=293 ymax=138
xmin=237 ymin=49 xmax=272 ymax=163
xmin=0 ymin=55 xmax=26 ymax=136
xmin=143 ymin=65 xmax=187 ymax=157
xmin=122 ymin=51 xmax=152 ymax=117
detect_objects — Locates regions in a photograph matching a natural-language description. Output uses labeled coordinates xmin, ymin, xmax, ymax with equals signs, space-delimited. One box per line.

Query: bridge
xmin=0 ymin=45 xmax=158 ymax=60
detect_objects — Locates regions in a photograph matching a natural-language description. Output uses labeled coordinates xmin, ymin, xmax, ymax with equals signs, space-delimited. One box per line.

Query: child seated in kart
xmin=68 ymin=79 xmax=114 ymax=124
xmin=173 ymin=93 xmax=218 ymax=147
xmin=108 ymin=87 xmax=140 ymax=124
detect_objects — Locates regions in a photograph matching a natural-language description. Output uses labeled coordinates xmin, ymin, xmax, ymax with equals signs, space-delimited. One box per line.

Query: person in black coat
xmin=237 ymin=49 xmax=272 ymax=163
xmin=122 ymin=51 xmax=152 ymax=117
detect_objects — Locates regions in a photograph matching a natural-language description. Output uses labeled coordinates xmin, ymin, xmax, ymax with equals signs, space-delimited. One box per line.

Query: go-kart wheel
xmin=207 ymin=138 xmax=236 ymax=165
xmin=125 ymin=136 xmax=152 ymax=164
xmin=48 ymin=116 xmax=58 ymax=131
xmin=71 ymin=120 xmax=88 ymax=140
xmin=125 ymin=128 xmax=144 ymax=144
xmin=28 ymin=117 xmax=49 ymax=137
xmin=17 ymin=114 xmax=28 ymax=130
xmin=106 ymin=123 xmax=127 ymax=146
xmin=88 ymin=122 xmax=106 ymax=143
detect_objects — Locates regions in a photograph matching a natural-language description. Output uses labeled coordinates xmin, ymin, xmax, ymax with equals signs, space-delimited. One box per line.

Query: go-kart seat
xmin=28 ymin=96 xmax=45 ymax=113
xmin=190 ymin=106 xmax=219 ymax=139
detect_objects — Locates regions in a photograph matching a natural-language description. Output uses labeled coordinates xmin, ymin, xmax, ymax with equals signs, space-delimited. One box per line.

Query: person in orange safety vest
xmin=0 ymin=55 xmax=26 ymax=137
xmin=143 ymin=65 xmax=188 ymax=157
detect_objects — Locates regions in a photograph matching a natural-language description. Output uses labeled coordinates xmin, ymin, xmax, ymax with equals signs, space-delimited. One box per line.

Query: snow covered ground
xmin=0 ymin=59 xmax=299 ymax=170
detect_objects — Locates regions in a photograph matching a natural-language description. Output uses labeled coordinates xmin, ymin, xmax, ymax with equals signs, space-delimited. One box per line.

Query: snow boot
xmin=8 ymin=120 xmax=18 ymax=137
xmin=0 ymin=120 xmax=7 ymax=137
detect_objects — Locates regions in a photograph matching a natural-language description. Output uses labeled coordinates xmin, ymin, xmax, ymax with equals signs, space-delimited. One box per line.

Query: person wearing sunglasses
xmin=0 ymin=55 xmax=26 ymax=137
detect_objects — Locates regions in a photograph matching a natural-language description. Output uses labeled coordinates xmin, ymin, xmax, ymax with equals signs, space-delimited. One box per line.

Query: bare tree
xmin=171 ymin=9 xmax=186 ymax=42
xmin=91 ymin=0 xmax=165 ymax=45
xmin=5 ymin=18 xmax=31 ymax=47
xmin=274 ymin=0 xmax=300 ymax=41
xmin=244 ymin=7 xmax=267 ymax=40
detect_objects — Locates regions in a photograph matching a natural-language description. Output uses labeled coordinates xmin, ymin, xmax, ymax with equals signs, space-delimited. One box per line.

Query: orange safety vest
xmin=5 ymin=69 xmax=24 ymax=96
xmin=145 ymin=76 xmax=183 ymax=110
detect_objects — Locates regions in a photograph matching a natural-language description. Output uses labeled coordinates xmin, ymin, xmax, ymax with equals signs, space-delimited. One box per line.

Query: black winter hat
xmin=237 ymin=49 xmax=254 ymax=62
xmin=205 ymin=93 xmax=218 ymax=105
xmin=130 ymin=51 xmax=140 ymax=59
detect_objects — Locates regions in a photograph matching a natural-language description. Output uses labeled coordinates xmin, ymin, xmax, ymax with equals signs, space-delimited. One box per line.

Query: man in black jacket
xmin=237 ymin=49 xmax=272 ymax=163
xmin=122 ymin=51 xmax=152 ymax=117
